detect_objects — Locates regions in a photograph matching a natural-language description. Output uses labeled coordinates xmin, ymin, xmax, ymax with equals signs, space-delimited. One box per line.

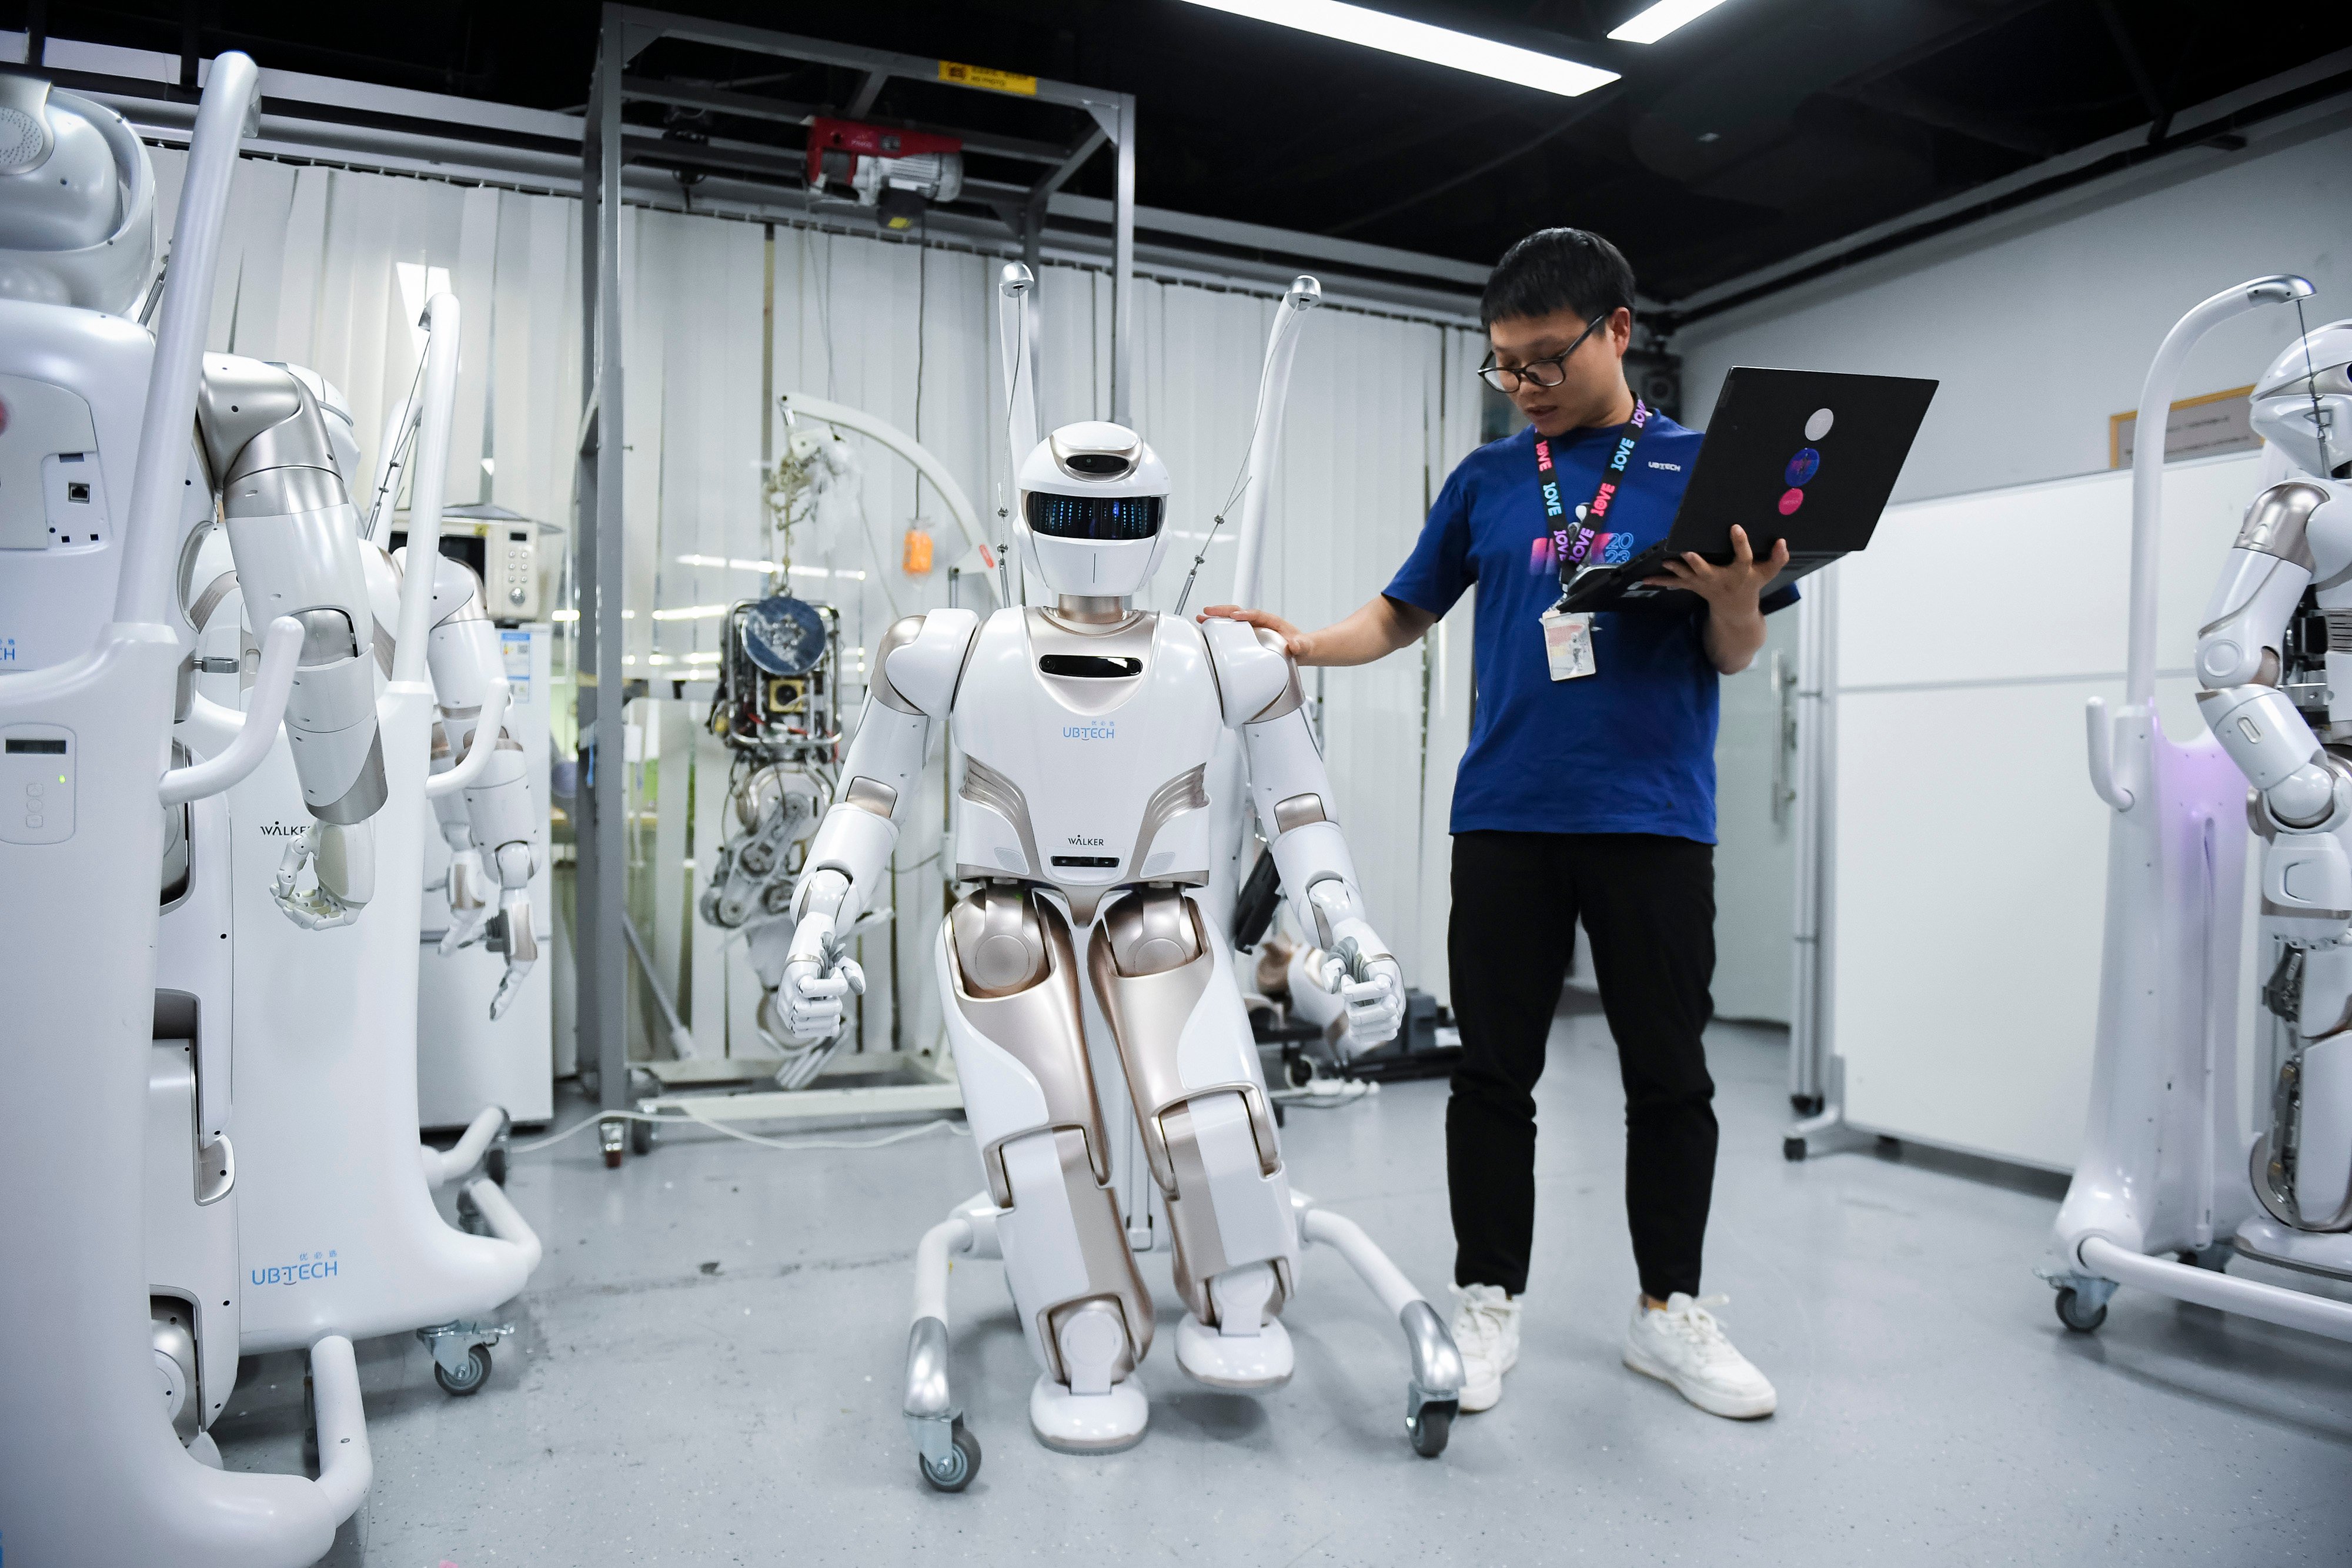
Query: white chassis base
xmin=899 ymin=1189 xmax=1462 ymax=1490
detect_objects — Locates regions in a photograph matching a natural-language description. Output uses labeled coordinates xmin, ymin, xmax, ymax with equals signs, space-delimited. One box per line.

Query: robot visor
xmin=1025 ymin=493 xmax=1165 ymax=541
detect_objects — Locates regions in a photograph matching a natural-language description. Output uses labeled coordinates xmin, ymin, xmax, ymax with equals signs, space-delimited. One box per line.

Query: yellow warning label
xmin=938 ymin=59 xmax=1037 ymax=96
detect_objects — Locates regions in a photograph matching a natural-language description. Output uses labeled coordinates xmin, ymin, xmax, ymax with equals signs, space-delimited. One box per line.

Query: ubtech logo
xmin=1062 ymin=719 xmax=1115 ymax=741
xmin=252 ymin=1249 xmax=340 ymax=1286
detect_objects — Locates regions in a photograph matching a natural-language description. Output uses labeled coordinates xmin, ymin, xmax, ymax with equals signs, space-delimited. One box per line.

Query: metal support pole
xmin=1110 ymin=95 xmax=1136 ymax=428
xmin=577 ymin=11 xmax=631 ymax=1121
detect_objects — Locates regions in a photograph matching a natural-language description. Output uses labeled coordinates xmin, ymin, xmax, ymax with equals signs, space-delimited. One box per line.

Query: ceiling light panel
xmin=1178 ymin=0 xmax=1619 ymax=97
xmin=1607 ymin=0 xmax=1733 ymax=45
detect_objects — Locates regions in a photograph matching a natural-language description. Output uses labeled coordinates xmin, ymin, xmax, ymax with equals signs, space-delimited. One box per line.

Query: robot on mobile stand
xmin=2191 ymin=317 xmax=2352 ymax=1266
xmin=2051 ymin=277 xmax=2352 ymax=1343
xmin=777 ymin=265 xmax=1464 ymax=1486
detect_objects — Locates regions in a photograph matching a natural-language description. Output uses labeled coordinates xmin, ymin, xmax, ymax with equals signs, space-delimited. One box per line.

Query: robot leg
xmin=1091 ymin=886 xmax=1301 ymax=1390
xmin=937 ymin=884 xmax=1155 ymax=1452
xmin=2256 ymin=945 xmax=2352 ymax=1231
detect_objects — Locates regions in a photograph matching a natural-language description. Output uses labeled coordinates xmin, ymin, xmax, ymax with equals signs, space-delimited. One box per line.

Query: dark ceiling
xmin=17 ymin=1 xmax=2352 ymax=313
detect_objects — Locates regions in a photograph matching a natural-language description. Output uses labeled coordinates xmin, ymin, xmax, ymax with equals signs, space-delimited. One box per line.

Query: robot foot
xmin=1174 ymin=1261 xmax=1296 ymax=1389
xmin=1174 ymin=1313 xmax=1295 ymax=1389
xmin=1028 ymin=1376 xmax=1148 ymax=1454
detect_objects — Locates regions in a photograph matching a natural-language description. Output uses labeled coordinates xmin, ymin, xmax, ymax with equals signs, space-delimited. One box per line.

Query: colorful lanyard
xmin=1536 ymin=399 xmax=1649 ymax=607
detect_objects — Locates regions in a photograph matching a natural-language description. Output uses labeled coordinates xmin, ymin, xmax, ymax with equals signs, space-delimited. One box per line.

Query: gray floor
xmin=216 ymin=1014 xmax=2352 ymax=1566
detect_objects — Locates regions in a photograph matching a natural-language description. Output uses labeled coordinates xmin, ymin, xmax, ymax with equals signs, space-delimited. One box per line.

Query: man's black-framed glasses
xmin=1478 ymin=312 xmax=1609 ymax=393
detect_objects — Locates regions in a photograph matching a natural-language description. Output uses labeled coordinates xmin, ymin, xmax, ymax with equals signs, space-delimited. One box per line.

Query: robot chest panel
xmin=951 ymin=611 xmax=1224 ymax=884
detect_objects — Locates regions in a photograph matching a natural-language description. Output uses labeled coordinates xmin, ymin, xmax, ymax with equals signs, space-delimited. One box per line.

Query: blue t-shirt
xmin=1385 ymin=415 xmax=1793 ymax=844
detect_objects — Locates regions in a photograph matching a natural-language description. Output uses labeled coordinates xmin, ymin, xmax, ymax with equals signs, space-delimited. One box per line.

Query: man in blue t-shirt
xmin=1205 ymin=228 xmax=1792 ymax=1422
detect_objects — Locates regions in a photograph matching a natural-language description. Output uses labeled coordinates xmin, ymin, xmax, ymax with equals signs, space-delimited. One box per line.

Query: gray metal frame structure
xmin=576 ymin=6 xmax=1137 ymax=1154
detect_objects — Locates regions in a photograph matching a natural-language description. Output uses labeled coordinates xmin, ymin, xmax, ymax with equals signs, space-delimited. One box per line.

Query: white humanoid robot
xmin=2191 ymin=317 xmax=2352 ymax=1265
xmin=2051 ymin=276 xmax=2352 ymax=1343
xmin=777 ymin=266 xmax=1461 ymax=1486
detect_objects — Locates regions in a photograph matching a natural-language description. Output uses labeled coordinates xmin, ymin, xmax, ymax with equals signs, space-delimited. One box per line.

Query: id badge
xmin=1540 ymin=607 xmax=1597 ymax=681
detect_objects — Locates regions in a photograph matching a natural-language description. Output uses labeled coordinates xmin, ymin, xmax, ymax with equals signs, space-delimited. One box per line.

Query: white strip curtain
xmin=157 ymin=145 xmax=1487 ymax=1057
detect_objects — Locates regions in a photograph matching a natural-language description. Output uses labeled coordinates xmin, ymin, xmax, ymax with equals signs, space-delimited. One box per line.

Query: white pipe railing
xmin=159 ymin=616 xmax=301 ymax=805
xmin=462 ymin=1175 xmax=543 ymax=1275
xmin=305 ymin=1335 xmax=375 ymax=1520
xmin=420 ymin=1105 xmax=505 ymax=1191
xmin=2123 ymin=275 xmax=2312 ymax=707
xmin=115 ymin=52 xmax=260 ymax=626
xmin=1300 ymin=1205 xmax=1419 ymax=1319
xmin=390 ymin=292 xmax=462 ymax=686
xmin=777 ymin=392 xmax=992 ymax=589
xmin=1230 ymin=276 xmax=1321 ymax=611
xmin=424 ymin=678 xmax=508 ymax=799
xmin=2079 ymin=1235 xmax=2352 ymax=1342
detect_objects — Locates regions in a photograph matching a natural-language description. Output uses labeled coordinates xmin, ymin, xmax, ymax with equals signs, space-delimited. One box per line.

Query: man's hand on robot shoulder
xmin=779 ymin=910 xmax=866 ymax=1041
xmin=1198 ymin=604 xmax=1311 ymax=660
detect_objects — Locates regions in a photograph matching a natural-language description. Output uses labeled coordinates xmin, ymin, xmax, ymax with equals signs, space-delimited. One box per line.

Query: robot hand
xmin=483 ymin=841 xmax=538 ymax=1018
xmin=1317 ymin=919 xmax=1405 ymax=1049
xmin=437 ymin=847 xmax=492 ymax=954
xmin=776 ymin=909 xmax=867 ymax=1042
xmin=271 ymin=821 xmax=375 ymax=930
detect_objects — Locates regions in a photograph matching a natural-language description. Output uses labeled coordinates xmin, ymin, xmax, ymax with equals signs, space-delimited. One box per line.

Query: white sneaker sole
xmin=1621 ymin=1343 xmax=1776 ymax=1419
xmin=1456 ymin=1343 xmax=1518 ymax=1414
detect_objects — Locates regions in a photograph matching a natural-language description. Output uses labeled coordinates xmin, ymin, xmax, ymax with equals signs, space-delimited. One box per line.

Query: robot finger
xmin=835 ymin=958 xmax=868 ymax=997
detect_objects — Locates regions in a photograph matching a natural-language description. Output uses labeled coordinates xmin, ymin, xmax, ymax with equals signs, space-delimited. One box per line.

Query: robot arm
xmin=421 ymin=556 xmax=539 ymax=1018
xmin=1207 ymin=621 xmax=1405 ymax=1047
xmin=196 ymin=355 xmax=386 ymax=928
xmin=776 ymin=610 xmax=974 ymax=1039
xmin=2199 ymin=482 xmax=2352 ymax=941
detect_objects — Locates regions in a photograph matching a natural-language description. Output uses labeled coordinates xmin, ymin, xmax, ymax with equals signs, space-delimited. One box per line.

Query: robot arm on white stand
xmin=1205 ymin=621 xmax=1406 ymax=1048
xmin=417 ymin=555 xmax=537 ymax=1017
xmin=193 ymin=355 xmax=387 ymax=928
xmin=777 ymin=610 xmax=978 ymax=1040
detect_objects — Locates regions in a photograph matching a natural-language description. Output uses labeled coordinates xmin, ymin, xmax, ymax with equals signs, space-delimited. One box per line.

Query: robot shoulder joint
xmin=1202 ymin=617 xmax=1303 ymax=726
xmin=875 ymin=608 xmax=980 ymax=717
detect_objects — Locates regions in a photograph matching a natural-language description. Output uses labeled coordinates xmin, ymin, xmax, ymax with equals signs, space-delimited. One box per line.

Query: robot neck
xmin=1052 ymin=594 xmax=1134 ymax=626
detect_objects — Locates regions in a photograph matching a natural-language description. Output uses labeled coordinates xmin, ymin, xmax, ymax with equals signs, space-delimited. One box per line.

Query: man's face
xmin=1487 ymin=306 xmax=1632 ymax=437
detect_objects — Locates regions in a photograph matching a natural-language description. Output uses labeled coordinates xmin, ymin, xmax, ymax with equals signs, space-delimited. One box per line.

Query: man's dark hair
xmin=1480 ymin=228 xmax=1636 ymax=329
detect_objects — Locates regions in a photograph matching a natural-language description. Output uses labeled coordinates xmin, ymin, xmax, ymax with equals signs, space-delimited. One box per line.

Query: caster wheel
xmin=1789 ymin=1094 xmax=1823 ymax=1116
xmin=1782 ymin=1137 xmax=1806 ymax=1162
xmin=917 ymin=1417 xmax=981 ymax=1492
xmin=434 ymin=1344 xmax=493 ymax=1396
xmin=631 ymin=1117 xmax=656 ymax=1156
xmin=1273 ymin=1102 xmax=1287 ymax=1128
xmin=1285 ymin=1055 xmax=1313 ymax=1089
xmin=485 ymin=1144 xmax=509 ymax=1186
xmin=2053 ymin=1288 xmax=2107 ymax=1335
xmin=602 ymin=1146 xmax=623 ymax=1169
xmin=1406 ymin=1399 xmax=1456 ymax=1458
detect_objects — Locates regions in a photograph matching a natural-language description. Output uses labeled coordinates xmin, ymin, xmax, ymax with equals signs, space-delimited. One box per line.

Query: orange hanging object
xmin=902 ymin=524 xmax=934 ymax=576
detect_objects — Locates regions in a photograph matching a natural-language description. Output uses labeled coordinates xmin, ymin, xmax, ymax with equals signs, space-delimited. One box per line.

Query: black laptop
xmin=1559 ymin=367 xmax=1937 ymax=613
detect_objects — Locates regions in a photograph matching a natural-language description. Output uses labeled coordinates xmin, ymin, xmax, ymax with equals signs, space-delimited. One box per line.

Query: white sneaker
xmin=1448 ymin=1283 xmax=1521 ymax=1413
xmin=1622 ymin=1293 xmax=1777 ymax=1419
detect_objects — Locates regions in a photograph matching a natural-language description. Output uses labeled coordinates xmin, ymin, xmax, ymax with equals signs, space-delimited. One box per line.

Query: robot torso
xmin=950 ymin=607 xmax=1224 ymax=915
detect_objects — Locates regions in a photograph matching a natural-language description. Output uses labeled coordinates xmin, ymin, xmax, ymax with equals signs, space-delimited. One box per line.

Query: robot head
xmin=0 ymin=76 xmax=156 ymax=316
xmin=2252 ymin=318 xmax=2352 ymax=480
xmin=1016 ymin=422 xmax=1171 ymax=600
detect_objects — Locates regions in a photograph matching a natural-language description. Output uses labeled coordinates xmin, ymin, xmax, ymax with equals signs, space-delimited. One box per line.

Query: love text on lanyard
xmin=1536 ymin=400 xmax=1650 ymax=606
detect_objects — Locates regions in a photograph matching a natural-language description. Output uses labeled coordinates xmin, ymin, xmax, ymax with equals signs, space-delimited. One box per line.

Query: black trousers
xmin=1446 ymin=831 xmax=1719 ymax=1300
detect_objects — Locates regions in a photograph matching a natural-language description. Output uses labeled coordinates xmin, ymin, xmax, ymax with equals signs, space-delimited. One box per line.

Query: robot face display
xmin=2253 ymin=319 xmax=2352 ymax=480
xmin=1015 ymin=421 xmax=1172 ymax=600
xmin=0 ymin=77 xmax=156 ymax=316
